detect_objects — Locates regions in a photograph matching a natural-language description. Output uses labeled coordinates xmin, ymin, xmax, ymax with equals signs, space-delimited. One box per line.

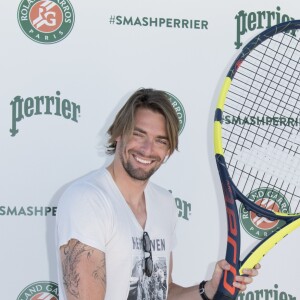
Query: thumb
xmin=211 ymin=260 xmax=230 ymax=288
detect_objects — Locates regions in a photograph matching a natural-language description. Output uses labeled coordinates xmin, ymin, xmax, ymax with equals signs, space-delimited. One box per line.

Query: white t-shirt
xmin=56 ymin=168 xmax=177 ymax=300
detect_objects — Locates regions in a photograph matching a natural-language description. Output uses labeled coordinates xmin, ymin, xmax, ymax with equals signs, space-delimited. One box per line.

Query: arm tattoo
xmin=92 ymin=258 xmax=106 ymax=283
xmin=61 ymin=240 xmax=106 ymax=298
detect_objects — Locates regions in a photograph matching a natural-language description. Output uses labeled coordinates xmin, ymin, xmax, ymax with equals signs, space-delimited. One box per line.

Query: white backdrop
xmin=1 ymin=0 xmax=299 ymax=299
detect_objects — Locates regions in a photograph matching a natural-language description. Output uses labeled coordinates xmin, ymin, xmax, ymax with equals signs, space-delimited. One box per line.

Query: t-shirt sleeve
xmin=56 ymin=182 xmax=113 ymax=253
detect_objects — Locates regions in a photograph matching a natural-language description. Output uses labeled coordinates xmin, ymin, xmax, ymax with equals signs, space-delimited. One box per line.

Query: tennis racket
xmin=214 ymin=20 xmax=300 ymax=300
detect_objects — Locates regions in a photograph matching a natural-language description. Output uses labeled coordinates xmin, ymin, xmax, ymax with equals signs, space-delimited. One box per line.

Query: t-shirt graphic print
xmin=128 ymin=256 xmax=167 ymax=300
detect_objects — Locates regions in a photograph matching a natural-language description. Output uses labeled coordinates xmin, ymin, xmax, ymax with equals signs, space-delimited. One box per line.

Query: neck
xmin=107 ymin=162 xmax=148 ymax=229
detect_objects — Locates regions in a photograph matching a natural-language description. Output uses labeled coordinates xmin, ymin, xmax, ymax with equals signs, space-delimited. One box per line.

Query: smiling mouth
xmin=133 ymin=154 xmax=153 ymax=165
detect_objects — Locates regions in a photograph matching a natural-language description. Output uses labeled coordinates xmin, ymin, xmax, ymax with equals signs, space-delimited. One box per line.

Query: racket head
xmin=215 ymin=19 xmax=300 ymax=218
xmin=213 ymin=20 xmax=300 ymax=300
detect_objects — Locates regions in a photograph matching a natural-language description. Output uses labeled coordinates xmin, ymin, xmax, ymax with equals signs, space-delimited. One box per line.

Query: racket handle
xmin=213 ymin=289 xmax=237 ymax=300
xmin=215 ymin=154 xmax=241 ymax=300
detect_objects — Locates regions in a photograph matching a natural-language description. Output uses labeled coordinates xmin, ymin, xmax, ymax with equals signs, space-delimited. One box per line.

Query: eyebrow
xmin=133 ymin=127 xmax=169 ymax=141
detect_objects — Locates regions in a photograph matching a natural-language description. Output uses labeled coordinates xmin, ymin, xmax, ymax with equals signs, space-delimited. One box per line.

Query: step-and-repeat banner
xmin=1 ymin=0 xmax=299 ymax=299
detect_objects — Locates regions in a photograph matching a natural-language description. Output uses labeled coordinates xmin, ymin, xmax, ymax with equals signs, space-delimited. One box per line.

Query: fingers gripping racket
xmin=214 ymin=20 xmax=300 ymax=300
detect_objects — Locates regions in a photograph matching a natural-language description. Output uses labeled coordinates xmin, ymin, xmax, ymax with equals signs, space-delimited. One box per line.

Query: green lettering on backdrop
xmin=235 ymin=7 xmax=294 ymax=49
xmin=10 ymin=91 xmax=80 ymax=136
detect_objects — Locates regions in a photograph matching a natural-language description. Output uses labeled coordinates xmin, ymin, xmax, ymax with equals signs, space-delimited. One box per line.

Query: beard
xmin=121 ymin=158 xmax=157 ymax=181
xmin=118 ymin=141 xmax=162 ymax=181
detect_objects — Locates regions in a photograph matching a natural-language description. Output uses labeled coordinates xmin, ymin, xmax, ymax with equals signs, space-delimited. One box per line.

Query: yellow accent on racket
xmin=214 ymin=121 xmax=223 ymax=155
xmin=216 ymin=77 xmax=232 ymax=111
xmin=239 ymin=218 xmax=300 ymax=274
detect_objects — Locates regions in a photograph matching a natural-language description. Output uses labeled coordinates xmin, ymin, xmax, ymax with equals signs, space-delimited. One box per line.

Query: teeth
xmin=135 ymin=156 xmax=151 ymax=164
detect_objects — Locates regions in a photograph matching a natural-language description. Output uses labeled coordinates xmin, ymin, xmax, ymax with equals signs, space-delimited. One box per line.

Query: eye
xmin=156 ymin=138 xmax=169 ymax=146
xmin=133 ymin=131 xmax=144 ymax=137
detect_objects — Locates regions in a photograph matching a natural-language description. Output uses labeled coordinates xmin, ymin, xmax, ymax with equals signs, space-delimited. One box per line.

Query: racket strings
xmin=257 ymin=35 xmax=300 ymax=198
xmin=228 ymin=36 xmax=281 ymax=184
xmin=229 ymin=55 xmax=300 ymax=120
xmin=226 ymin=36 xmax=280 ymax=170
xmin=242 ymin=34 xmax=300 ymax=192
xmin=231 ymin=32 xmax=299 ymax=153
xmin=251 ymin=34 xmax=300 ymax=151
xmin=223 ymin=29 xmax=300 ymax=214
xmin=236 ymin=49 xmax=300 ymax=204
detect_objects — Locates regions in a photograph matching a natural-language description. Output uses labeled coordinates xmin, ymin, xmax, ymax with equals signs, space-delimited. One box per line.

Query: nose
xmin=140 ymin=137 xmax=155 ymax=154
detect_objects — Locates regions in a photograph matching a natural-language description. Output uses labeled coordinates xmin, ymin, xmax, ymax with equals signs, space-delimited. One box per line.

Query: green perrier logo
xmin=17 ymin=0 xmax=75 ymax=44
xmin=166 ymin=92 xmax=186 ymax=135
xmin=240 ymin=187 xmax=290 ymax=240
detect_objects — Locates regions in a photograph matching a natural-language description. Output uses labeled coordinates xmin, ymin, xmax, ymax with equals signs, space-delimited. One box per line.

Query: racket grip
xmin=213 ymin=290 xmax=236 ymax=300
xmin=213 ymin=268 xmax=240 ymax=300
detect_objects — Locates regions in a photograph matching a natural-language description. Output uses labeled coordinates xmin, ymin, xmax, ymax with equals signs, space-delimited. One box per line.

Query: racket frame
xmin=213 ymin=20 xmax=300 ymax=300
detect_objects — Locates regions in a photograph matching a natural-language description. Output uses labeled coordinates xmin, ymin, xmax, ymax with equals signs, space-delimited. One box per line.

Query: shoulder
xmin=146 ymin=182 xmax=177 ymax=214
xmin=57 ymin=168 xmax=112 ymax=214
xmin=147 ymin=181 xmax=173 ymax=199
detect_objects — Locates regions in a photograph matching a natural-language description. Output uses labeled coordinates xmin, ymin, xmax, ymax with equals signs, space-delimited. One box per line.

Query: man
xmin=56 ymin=88 xmax=259 ymax=300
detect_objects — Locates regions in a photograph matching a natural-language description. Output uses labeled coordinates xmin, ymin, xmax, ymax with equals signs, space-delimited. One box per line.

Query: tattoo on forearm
xmin=61 ymin=240 xmax=106 ymax=298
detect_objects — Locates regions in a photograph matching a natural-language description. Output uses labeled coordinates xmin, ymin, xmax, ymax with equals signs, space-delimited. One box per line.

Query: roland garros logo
xmin=17 ymin=281 xmax=58 ymax=300
xmin=17 ymin=0 xmax=75 ymax=44
xmin=239 ymin=187 xmax=290 ymax=239
xmin=166 ymin=92 xmax=186 ymax=135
